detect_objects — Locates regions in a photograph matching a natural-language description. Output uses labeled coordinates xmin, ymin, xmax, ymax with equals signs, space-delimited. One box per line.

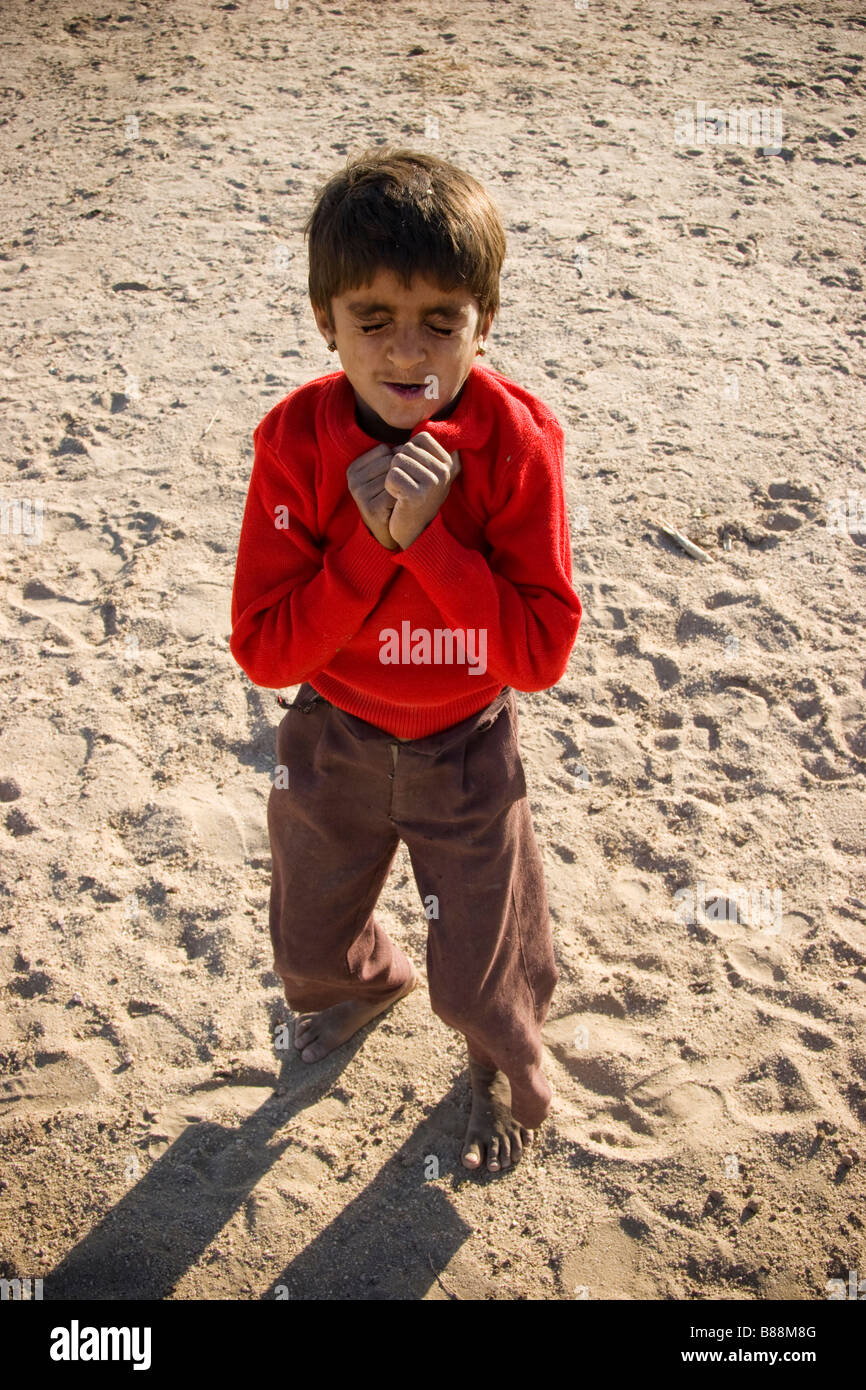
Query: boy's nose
xmin=386 ymin=331 xmax=426 ymax=369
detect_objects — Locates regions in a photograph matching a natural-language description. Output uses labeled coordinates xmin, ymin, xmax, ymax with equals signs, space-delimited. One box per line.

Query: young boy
xmin=230 ymin=149 xmax=582 ymax=1174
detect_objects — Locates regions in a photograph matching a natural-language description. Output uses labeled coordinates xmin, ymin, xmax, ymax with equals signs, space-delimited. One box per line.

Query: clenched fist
xmin=347 ymin=434 xmax=461 ymax=551
xmin=346 ymin=443 xmax=401 ymax=551
xmin=383 ymin=432 xmax=461 ymax=550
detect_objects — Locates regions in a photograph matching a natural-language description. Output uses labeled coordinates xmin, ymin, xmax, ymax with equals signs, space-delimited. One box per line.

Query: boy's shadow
xmin=49 ymin=1036 xmax=472 ymax=1301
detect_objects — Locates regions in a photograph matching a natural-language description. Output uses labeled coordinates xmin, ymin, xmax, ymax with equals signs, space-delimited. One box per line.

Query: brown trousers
xmin=267 ymin=682 xmax=558 ymax=1089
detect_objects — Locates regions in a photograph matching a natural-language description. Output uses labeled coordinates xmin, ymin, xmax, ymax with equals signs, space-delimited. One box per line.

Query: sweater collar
xmin=324 ymin=363 xmax=490 ymax=458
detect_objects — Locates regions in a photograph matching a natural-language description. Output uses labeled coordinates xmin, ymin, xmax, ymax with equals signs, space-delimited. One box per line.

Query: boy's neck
xmin=353 ymin=376 xmax=468 ymax=446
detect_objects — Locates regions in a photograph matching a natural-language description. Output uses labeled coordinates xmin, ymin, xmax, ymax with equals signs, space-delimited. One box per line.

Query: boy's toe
xmin=462 ymin=1142 xmax=482 ymax=1169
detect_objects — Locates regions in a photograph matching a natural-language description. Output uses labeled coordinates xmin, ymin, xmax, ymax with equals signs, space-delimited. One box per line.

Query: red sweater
xmin=230 ymin=363 xmax=582 ymax=738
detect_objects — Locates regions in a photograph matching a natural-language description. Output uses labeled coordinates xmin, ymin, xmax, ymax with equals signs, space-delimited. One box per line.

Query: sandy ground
xmin=1 ymin=0 xmax=865 ymax=1301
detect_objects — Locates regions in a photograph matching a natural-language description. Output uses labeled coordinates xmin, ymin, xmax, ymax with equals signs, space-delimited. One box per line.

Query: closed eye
xmin=358 ymin=322 xmax=454 ymax=336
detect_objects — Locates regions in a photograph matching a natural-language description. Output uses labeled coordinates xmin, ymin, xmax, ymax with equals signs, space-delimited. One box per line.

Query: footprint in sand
xmin=545 ymin=1013 xmax=664 ymax=1157
xmin=725 ymin=940 xmax=786 ymax=988
xmin=0 ymin=1054 xmax=100 ymax=1118
xmin=561 ymin=1215 xmax=667 ymax=1300
xmin=167 ymin=577 xmax=233 ymax=643
xmin=142 ymin=1079 xmax=278 ymax=1158
xmin=730 ymin=1050 xmax=822 ymax=1120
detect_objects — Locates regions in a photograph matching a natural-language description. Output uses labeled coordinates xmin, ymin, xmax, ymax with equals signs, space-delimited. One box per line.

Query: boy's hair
xmin=304 ymin=147 xmax=506 ymax=325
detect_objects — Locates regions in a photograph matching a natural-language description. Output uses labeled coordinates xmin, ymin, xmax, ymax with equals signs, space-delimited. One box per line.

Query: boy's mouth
xmin=384 ymin=381 xmax=426 ymax=400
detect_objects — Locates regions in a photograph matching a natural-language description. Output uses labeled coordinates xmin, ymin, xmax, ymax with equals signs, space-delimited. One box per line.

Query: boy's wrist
xmin=390 ymin=516 xmax=428 ymax=550
xmin=366 ymin=521 xmax=400 ymax=550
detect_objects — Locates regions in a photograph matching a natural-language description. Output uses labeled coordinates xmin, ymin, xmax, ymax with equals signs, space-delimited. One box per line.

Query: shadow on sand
xmin=49 ymin=1038 xmax=473 ymax=1301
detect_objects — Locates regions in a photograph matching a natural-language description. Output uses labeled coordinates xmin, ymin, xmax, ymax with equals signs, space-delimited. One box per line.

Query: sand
xmin=1 ymin=0 xmax=864 ymax=1301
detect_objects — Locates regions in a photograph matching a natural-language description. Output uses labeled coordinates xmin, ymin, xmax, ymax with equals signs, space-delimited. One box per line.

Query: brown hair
xmin=304 ymin=147 xmax=506 ymax=325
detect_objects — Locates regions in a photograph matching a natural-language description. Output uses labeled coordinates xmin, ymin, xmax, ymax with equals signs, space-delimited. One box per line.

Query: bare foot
xmin=461 ymin=1057 xmax=535 ymax=1174
xmin=509 ymin=1063 xmax=553 ymax=1130
xmin=293 ymin=969 xmax=419 ymax=1063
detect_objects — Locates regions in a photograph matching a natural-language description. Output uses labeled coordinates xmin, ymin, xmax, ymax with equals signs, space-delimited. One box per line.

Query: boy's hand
xmin=346 ymin=443 xmax=401 ymax=551
xmin=384 ymin=433 xmax=461 ymax=550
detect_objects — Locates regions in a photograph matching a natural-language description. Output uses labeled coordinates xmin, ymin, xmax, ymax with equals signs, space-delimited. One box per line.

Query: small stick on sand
xmin=426 ymin=1252 xmax=462 ymax=1300
xmin=656 ymin=518 xmax=714 ymax=563
xmin=200 ymin=410 xmax=219 ymax=439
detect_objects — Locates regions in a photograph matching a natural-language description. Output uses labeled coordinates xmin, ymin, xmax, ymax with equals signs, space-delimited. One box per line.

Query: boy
xmin=230 ymin=149 xmax=582 ymax=1174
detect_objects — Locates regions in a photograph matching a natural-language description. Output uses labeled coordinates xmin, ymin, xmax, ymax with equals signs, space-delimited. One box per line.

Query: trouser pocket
xmin=460 ymin=690 xmax=526 ymax=813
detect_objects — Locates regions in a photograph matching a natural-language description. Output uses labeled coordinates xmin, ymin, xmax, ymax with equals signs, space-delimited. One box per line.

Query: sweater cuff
xmin=335 ymin=514 xmax=400 ymax=596
xmin=391 ymin=511 xmax=471 ymax=583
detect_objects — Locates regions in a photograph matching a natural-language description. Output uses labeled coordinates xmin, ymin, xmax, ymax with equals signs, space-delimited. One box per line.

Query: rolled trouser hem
xmin=278 ymin=960 xmax=417 ymax=1013
xmin=429 ymin=958 xmax=557 ymax=1089
xmin=430 ymin=1006 xmax=544 ymax=1081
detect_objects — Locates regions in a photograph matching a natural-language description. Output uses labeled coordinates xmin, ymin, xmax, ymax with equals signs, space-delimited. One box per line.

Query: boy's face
xmin=314 ymin=269 xmax=494 ymax=437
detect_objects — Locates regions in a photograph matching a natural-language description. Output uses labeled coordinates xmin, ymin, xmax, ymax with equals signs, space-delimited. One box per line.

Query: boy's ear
xmin=312 ymin=303 xmax=336 ymax=343
xmin=479 ymin=307 xmax=495 ymax=342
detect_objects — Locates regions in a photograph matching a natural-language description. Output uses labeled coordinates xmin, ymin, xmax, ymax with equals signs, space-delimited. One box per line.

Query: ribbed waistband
xmin=296 ymin=682 xmax=514 ymax=757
